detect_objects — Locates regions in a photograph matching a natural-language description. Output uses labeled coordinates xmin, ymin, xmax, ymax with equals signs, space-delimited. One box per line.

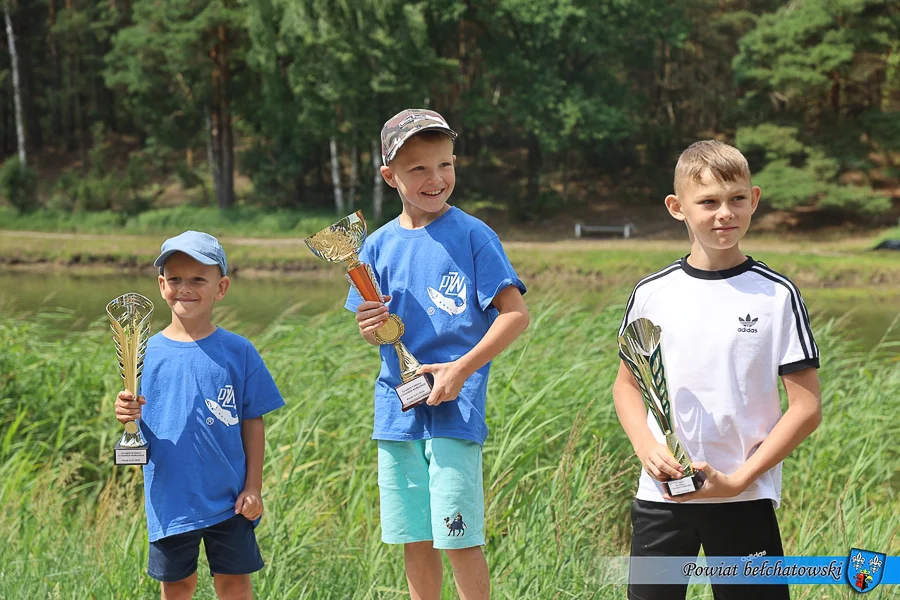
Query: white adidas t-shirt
xmin=618 ymin=256 xmax=819 ymax=508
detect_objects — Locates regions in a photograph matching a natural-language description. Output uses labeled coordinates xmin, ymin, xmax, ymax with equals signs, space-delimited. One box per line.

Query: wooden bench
xmin=574 ymin=223 xmax=636 ymax=239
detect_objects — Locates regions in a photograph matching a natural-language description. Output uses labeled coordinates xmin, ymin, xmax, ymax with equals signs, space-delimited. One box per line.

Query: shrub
xmin=0 ymin=157 xmax=39 ymax=213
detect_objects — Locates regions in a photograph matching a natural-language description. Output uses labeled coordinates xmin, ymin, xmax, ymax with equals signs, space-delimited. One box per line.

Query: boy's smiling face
xmin=380 ymin=134 xmax=456 ymax=214
xmin=666 ymin=169 xmax=761 ymax=252
xmin=158 ymin=252 xmax=229 ymax=322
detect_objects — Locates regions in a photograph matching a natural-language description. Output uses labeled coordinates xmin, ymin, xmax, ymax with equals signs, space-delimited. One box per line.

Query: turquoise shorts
xmin=377 ymin=438 xmax=485 ymax=550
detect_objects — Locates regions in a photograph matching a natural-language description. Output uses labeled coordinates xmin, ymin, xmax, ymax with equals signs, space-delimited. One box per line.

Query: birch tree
xmin=4 ymin=0 xmax=25 ymax=166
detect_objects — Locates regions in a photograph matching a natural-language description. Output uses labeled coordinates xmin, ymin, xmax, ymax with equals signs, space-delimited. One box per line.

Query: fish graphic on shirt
xmin=428 ymin=282 xmax=468 ymax=315
xmin=205 ymin=398 xmax=239 ymax=426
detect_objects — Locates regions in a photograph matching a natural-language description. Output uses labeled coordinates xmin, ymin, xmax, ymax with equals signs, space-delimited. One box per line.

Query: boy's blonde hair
xmin=674 ymin=140 xmax=751 ymax=196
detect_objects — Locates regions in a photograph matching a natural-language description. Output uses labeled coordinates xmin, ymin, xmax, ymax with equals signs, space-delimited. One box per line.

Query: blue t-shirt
xmin=344 ymin=206 xmax=526 ymax=446
xmin=139 ymin=328 xmax=284 ymax=542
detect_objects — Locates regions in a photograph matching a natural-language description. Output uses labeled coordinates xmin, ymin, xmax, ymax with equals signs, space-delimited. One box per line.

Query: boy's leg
xmin=212 ymin=574 xmax=253 ymax=600
xmin=446 ymin=546 xmax=490 ymax=600
xmin=426 ymin=438 xmax=487 ymax=598
xmin=698 ymin=499 xmax=789 ymax=600
xmin=628 ymin=499 xmax=701 ymax=600
xmin=378 ymin=441 xmax=437 ymax=598
xmin=160 ymin=572 xmax=198 ymax=600
xmin=404 ymin=541 xmax=443 ymax=600
xmin=201 ymin=515 xmax=264 ymax=600
xmin=148 ymin=528 xmax=203 ymax=598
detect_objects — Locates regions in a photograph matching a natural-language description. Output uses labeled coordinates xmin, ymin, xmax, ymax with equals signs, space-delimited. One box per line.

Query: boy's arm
xmin=670 ymin=367 xmax=821 ymax=501
xmin=419 ymin=285 xmax=529 ymax=406
xmin=235 ymin=416 xmax=265 ymax=520
xmin=613 ymin=361 xmax=685 ymax=481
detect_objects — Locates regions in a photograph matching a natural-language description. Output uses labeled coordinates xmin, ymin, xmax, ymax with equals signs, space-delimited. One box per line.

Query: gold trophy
xmin=107 ymin=293 xmax=154 ymax=465
xmin=306 ymin=211 xmax=434 ymax=411
xmin=618 ymin=318 xmax=704 ymax=496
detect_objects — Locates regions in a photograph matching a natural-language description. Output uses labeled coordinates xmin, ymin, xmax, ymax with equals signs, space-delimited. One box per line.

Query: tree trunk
xmin=4 ymin=3 xmax=26 ymax=166
xmin=329 ymin=137 xmax=344 ymax=214
xmin=372 ymin=139 xmax=383 ymax=221
xmin=73 ymin=51 xmax=86 ymax=169
xmin=48 ymin=0 xmax=63 ymax=138
xmin=348 ymin=145 xmax=358 ymax=211
xmin=210 ymin=25 xmax=234 ymax=209
xmin=524 ymin=132 xmax=542 ymax=213
xmin=19 ymin=20 xmax=42 ymax=151
xmin=1 ymin=87 xmax=9 ymax=155
xmin=206 ymin=110 xmax=217 ymax=205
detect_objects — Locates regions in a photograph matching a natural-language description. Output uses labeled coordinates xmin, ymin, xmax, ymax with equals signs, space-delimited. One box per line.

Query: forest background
xmin=0 ymin=0 xmax=898 ymax=231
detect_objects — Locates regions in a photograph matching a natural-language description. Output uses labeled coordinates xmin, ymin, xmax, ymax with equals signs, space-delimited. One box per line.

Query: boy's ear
xmin=380 ymin=165 xmax=398 ymax=189
xmin=158 ymin=274 xmax=166 ymax=298
xmin=665 ymin=194 xmax=686 ymax=221
xmin=216 ymin=275 xmax=231 ymax=300
xmin=750 ymin=185 xmax=761 ymax=214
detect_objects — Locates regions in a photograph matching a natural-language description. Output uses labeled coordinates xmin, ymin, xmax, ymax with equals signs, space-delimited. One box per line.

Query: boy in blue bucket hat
xmin=114 ymin=230 xmax=285 ymax=600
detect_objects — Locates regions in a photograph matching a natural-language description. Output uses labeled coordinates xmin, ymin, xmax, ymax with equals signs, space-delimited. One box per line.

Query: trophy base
xmin=395 ymin=374 xmax=435 ymax=412
xmin=115 ymin=441 xmax=149 ymax=466
xmin=664 ymin=472 xmax=705 ymax=496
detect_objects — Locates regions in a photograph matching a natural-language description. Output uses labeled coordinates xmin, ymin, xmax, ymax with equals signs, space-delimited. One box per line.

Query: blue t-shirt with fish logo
xmin=139 ymin=328 xmax=284 ymax=541
xmin=345 ymin=206 xmax=526 ymax=445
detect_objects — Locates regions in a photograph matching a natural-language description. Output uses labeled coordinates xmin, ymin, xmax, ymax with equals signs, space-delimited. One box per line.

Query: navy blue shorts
xmin=147 ymin=515 xmax=264 ymax=582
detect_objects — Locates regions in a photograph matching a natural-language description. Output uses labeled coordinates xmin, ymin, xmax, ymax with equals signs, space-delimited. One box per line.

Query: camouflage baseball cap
xmin=381 ymin=109 xmax=458 ymax=165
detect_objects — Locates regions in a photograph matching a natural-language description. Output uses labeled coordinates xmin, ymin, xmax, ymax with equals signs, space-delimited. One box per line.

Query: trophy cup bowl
xmin=107 ymin=293 xmax=154 ymax=465
xmin=618 ymin=318 xmax=704 ymax=496
xmin=305 ymin=211 xmax=434 ymax=411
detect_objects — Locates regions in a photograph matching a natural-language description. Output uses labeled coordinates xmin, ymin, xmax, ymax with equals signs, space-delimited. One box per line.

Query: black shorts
xmin=147 ymin=515 xmax=264 ymax=583
xmin=628 ymin=498 xmax=788 ymax=600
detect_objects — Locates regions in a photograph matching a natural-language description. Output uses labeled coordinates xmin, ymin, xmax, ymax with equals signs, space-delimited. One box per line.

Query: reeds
xmin=0 ymin=303 xmax=896 ymax=599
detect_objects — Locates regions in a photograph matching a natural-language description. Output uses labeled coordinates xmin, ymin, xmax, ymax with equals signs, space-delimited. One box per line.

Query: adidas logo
xmin=738 ymin=314 xmax=758 ymax=333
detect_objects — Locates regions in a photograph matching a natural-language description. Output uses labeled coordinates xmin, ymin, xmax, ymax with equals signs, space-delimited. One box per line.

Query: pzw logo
xmin=427 ymin=271 xmax=468 ymax=316
xmin=738 ymin=314 xmax=759 ymax=333
xmin=846 ymin=548 xmax=886 ymax=593
xmin=218 ymin=384 xmax=236 ymax=409
xmin=205 ymin=384 xmax=239 ymax=426
xmin=440 ymin=271 xmax=465 ymax=296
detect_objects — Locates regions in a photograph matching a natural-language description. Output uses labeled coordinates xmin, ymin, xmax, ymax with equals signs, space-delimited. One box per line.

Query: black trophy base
xmin=664 ymin=472 xmax=705 ymax=496
xmin=114 ymin=440 xmax=149 ymax=466
xmin=395 ymin=373 xmax=435 ymax=412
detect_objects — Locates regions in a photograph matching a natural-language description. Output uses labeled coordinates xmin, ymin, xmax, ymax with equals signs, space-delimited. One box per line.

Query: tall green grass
xmin=0 ymin=304 xmax=897 ymax=599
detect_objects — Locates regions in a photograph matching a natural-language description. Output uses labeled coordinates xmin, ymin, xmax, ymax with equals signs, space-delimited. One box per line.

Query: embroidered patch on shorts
xmin=444 ymin=512 xmax=467 ymax=536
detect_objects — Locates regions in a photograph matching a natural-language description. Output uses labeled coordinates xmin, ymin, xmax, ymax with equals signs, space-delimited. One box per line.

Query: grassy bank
xmin=0 ymin=206 xmax=343 ymax=238
xmin=3 ymin=228 xmax=900 ymax=289
xmin=0 ymin=303 xmax=897 ymax=598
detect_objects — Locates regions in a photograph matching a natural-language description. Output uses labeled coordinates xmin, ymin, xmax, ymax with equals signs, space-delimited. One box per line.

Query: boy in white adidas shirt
xmin=614 ymin=140 xmax=822 ymax=600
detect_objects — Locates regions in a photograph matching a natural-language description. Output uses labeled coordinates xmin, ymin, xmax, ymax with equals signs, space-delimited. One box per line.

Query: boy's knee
xmin=444 ymin=545 xmax=483 ymax=558
xmin=160 ymin=575 xmax=198 ymax=600
xmin=444 ymin=545 xmax=488 ymax=569
xmin=213 ymin=573 xmax=253 ymax=600
xmin=405 ymin=540 xmax=435 ymax=552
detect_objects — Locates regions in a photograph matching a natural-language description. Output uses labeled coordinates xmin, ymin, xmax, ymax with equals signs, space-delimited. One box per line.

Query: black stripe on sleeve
xmin=752 ymin=263 xmax=819 ymax=357
xmin=617 ymin=261 xmax=682 ymax=337
xmin=749 ymin=266 xmax=815 ymax=361
xmin=779 ymin=357 xmax=820 ymax=375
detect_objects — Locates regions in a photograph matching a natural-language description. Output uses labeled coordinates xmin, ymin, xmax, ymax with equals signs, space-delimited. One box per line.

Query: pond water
xmin=1 ymin=271 xmax=897 ymax=353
